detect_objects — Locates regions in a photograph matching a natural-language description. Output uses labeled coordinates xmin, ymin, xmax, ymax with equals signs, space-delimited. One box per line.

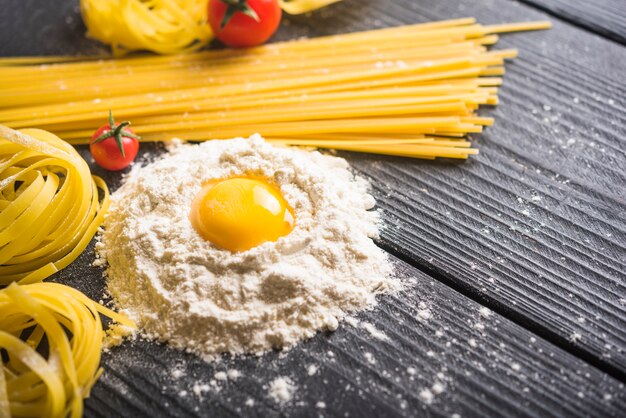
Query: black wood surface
xmin=1 ymin=0 xmax=626 ymax=416
xmin=58 ymin=223 xmax=626 ymax=418
xmin=313 ymin=0 xmax=626 ymax=379
xmin=518 ymin=0 xmax=626 ymax=45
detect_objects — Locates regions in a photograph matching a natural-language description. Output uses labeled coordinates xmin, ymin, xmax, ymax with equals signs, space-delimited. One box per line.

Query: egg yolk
xmin=190 ymin=177 xmax=295 ymax=252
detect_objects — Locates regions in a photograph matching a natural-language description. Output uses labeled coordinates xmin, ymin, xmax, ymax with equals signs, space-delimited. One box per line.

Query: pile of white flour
xmin=98 ymin=135 xmax=395 ymax=359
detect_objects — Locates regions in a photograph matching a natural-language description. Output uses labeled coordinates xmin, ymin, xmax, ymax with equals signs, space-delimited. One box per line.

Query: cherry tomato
xmin=90 ymin=111 xmax=140 ymax=171
xmin=209 ymin=0 xmax=282 ymax=48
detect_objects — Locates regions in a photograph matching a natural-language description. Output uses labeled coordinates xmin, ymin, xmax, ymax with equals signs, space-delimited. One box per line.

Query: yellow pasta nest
xmin=0 ymin=282 xmax=136 ymax=418
xmin=80 ymin=0 xmax=213 ymax=56
xmin=0 ymin=125 xmax=109 ymax=285
xmin=79 ymin=0 xmax=343 ymax=56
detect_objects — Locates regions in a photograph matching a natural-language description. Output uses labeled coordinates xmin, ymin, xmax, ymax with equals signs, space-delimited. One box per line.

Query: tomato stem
xmin=93 ymin=110 xmax=141 ymax=158
xmin=220 ymin=0 xmax=260 ymax=29
xmin=108 ymin=109 xmax=115 ymax=131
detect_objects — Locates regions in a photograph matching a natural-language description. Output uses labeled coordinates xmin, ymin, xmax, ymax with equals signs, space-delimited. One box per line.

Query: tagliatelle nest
xmin=0 ymin=125 xmax=108 ymax=285
xmin=0 ymin=282 xmax=135 ymax=418
xmin=80 ymin=0 xmax=344 ymax=56
xmin=80 ymin=0 xmax=213 ymax=56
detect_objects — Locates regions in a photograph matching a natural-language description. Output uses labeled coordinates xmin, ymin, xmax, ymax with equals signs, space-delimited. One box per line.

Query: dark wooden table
xmin=2 ymin=0 xmax=625 ymax=416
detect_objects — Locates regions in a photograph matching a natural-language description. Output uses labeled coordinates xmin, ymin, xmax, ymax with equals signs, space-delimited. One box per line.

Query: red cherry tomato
xmin=90 ymin=111 xmax=140 ymax=171
xmin=209 ymin=0 xmax=282 ymax=48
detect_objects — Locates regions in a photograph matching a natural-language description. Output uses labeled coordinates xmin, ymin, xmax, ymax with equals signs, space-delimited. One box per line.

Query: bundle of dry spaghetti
xmin=0 ymin=282 xmax=135 ymax=418
xmin=0 ymin=125 xmax=109 ymax=285
xmin=0 ymin=18 xmax=550 ymax=159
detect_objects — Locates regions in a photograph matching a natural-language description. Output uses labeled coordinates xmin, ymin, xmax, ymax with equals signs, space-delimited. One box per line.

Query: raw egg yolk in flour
xmin=190 ymin=177 xmax=295 ymax=252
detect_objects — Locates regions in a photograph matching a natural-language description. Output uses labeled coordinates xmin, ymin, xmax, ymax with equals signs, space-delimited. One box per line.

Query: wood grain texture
xmin=0 ymin=0 xmax=106 ymax=56
xmin=55 ymin=222 xmax=626 ymax=418
xmin=518 ymin=0 xmax=626 ymax=45
xmin=298 ymin=0 xmax=626 ymax=378
xmin=1 ymin=0 xmax=626 ymax=416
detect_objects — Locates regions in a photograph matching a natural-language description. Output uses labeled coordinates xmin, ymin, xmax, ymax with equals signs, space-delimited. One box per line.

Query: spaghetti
xmin=0 ymin=125 xmax=109 ymax=285
xmin=0 ymin=19 xmax=551 ymax=159
xmin=0 ymin=281 xmax=135 ymax=418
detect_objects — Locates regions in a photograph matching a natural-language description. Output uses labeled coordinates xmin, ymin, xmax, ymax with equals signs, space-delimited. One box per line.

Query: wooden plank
xmin=518 ymin=0 xmax=626 ymax=45
xmin=302 ymin=0 xmax=626 ymax=378
xmin=0 ymin=0 xmax=107 ymax=57
xmin=55 ymin=237 xmax=625 ymax=417
xmin=2 ymin=0 xmax=625 ymax=380
xmin=1 ymin=1 xmax=625 ymax=415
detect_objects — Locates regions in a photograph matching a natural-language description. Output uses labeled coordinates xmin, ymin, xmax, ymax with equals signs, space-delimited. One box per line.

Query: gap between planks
xmin=512 ymin=0 xmax=626 ymax=46
xmin=375 ymin=239 xmax=626 ymax=384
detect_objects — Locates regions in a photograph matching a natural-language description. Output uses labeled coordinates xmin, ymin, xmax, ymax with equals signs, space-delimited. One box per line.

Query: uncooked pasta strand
xmin=0 ymin=19 xmax=551 ymax=159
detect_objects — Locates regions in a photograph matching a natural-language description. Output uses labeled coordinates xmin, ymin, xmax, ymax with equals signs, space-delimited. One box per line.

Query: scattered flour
xmin=227 ymin=369 xmax=240 ymax=380
xmin=432 ymin=382 xmax=445 ymax=395
xmin=268 ymin=377 xmax=296 ymax=404
xmin=192 ymin=383 xmax=210 ymax=397
xmin=361 ymin=322 xmax=390 ymax=341
xmin=419 ymin=381 xmax=446 ymax=404
xmin=100 ymin=136 xmax=395 ymax=358
xmin=344 ymin=316 xmax=360 ymax=327
xmin=306 ymin=364 xmax=319 ymax=376
xmin=417 ymin=308 xmax=432 ymax=322
xmin=478 ymin=307 xmax=491 ymax=318
xmin=364 ymin=352 xmax=376 ymax=364
xmin=474 ymin=322 xmax=485 ymax=331
xmin=419 ymin=388 xmax=434 ymax=404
